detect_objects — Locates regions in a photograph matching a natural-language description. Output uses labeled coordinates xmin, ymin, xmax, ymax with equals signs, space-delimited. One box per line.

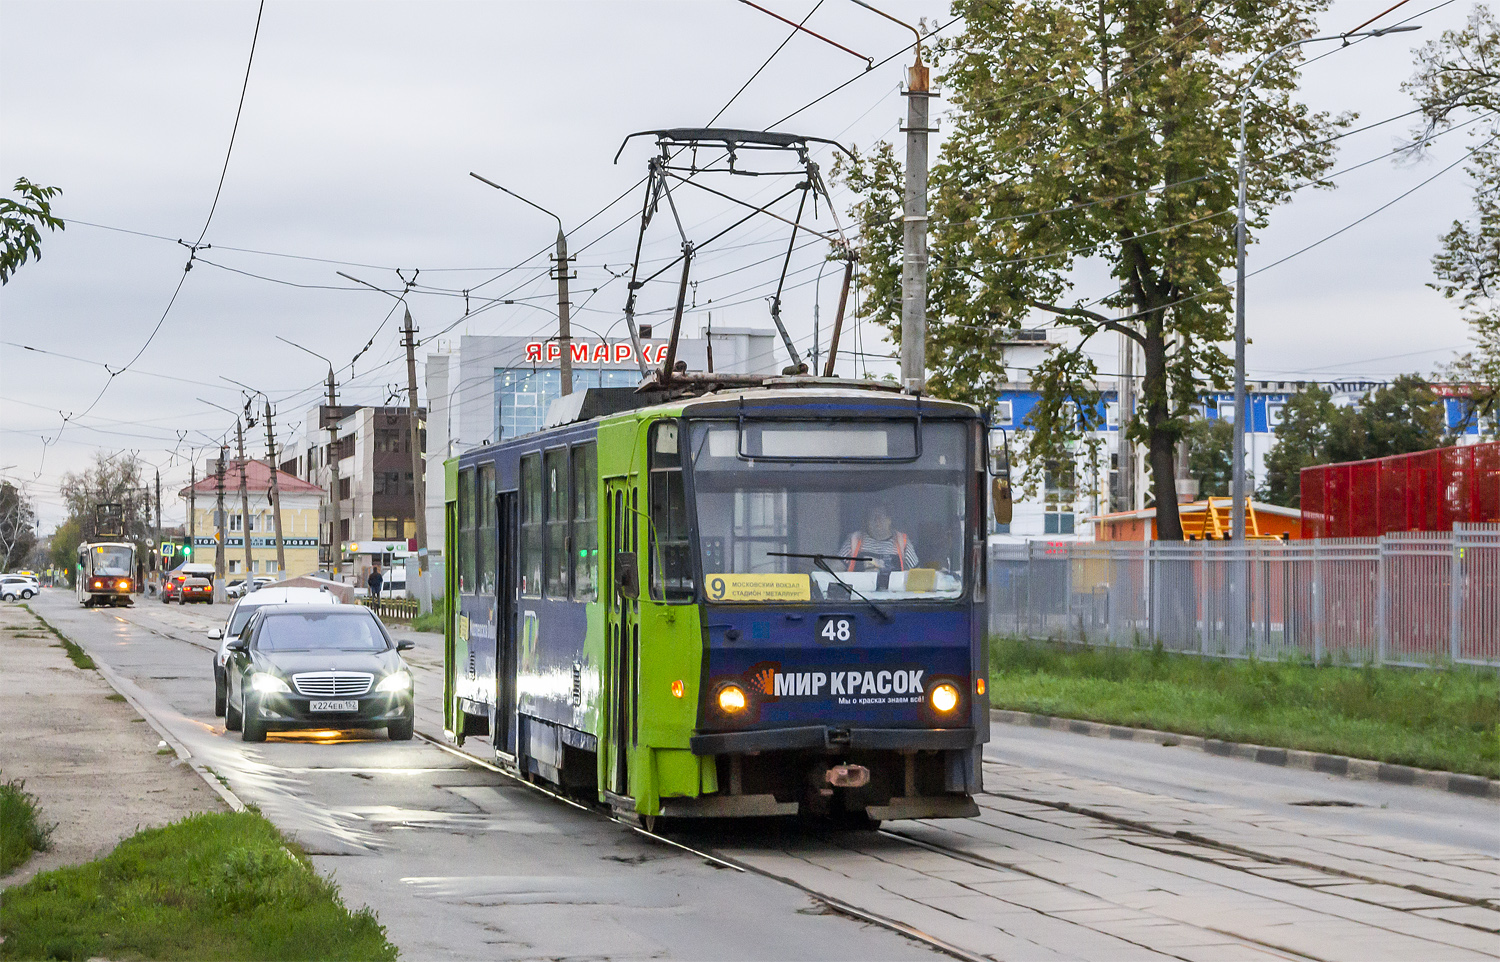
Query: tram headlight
xmin=91 ymin=579 xmax=104 ymax=589
xmin=929 ymin=682 xmax=960 ymax=714
xmin=117 ymin=580 xmax=131 ymax=591
xmin=717 ymin=684 xmax=748 ymax=714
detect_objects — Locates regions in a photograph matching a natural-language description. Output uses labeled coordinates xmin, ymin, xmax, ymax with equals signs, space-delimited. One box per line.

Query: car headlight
xmin=250 ymin=672 xmax=291 ymax=694
xmin=717 ymin=684 xmax=748 ymax=713
xmin=376 ymin=670 xmax=412 ymax=693
xmin=929 ymin=682 xmax=960 ymax=714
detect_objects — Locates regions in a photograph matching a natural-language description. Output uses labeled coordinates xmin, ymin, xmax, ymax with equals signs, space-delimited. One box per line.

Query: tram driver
xmin=839 ymin=503 xmax=918 ymax=573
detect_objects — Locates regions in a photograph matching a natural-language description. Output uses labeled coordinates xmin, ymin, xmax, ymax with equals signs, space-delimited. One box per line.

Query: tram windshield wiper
xmin=766 ymin=552 xmax=891 ymax=622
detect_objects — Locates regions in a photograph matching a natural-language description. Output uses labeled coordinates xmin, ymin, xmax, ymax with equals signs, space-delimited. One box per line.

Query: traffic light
xmin=180 ymin=539 xmax=194 ymax=559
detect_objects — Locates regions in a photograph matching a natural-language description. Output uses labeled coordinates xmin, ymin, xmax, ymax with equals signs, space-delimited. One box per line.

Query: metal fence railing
xmin=988 ymin=523 xmax=1500 ymax=667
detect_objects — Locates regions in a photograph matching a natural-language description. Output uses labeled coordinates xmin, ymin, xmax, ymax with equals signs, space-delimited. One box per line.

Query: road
xmin=33 ymin=591 xmax=1500 ymax=961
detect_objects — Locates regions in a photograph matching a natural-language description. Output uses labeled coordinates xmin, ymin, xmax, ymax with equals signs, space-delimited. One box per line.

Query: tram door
xmin=494 ymin=490 xmax=518 ymax=758
xmin=604 ymin=478 xmax=640 ymax=798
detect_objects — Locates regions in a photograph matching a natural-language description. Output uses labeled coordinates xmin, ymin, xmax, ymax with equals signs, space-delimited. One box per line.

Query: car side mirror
xmin=396 ymin=641 xmax=415 ymax=652
xmin=227 ymin=640 xmax=248 ymax=653
xmin=206 ymin=628 xmax=223 ymax=640
xmin=615 ymin=551 xmax=640 ymax=600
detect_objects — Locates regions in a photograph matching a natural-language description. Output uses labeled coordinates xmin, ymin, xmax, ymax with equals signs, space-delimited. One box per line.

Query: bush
xmin=410 ymin=595 xmax=447 ymax=633
xmin=0 ymin=776 xmax=54 ymax=875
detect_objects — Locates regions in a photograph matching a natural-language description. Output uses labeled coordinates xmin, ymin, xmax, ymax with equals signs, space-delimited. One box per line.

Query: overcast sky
xmin=1 ymin=0 xmax=1486 ymax=530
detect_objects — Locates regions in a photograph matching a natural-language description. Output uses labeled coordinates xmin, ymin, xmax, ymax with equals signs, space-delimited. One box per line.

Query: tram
xmin=443 ymin=380 xmax=994 ymax=823
xmin=77 ymin=541 xmax=137 ymax=607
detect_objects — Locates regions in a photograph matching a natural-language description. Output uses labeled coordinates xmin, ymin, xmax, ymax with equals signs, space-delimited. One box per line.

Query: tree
xmin=58 ymin=452 xmax=150 ymax=544
xmin=1187 ymin=416 xmax=1233 ymax=497
xmin=49 ymin=517 xmax=82 ymax=583
xmin=1405 ymin=6 xmax=1499 ymax=432
xmin=1258 ymin=377 xmax=1447 ymax=507
xmin=1258 ymin=385 xmax=1335 ymax=507
xmin=1 ymin=177 xmax=64 ymax=285
xmin=839 ymin=0 xmax=1349 ymax=538
xmin=0 ymin=481 xmax=38 ymax=571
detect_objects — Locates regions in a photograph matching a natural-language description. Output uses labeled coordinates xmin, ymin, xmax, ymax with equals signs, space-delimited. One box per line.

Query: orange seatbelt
xmin=847 ymin=534 xmax=862 ymax=571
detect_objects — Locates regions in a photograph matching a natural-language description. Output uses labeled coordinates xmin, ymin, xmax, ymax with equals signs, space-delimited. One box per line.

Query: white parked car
xmin=207 ymin=585 xmax=340 ymax=716
xmin=1 ymin=575 xmax=39 ymax=600
xmin=226 ymin=576 xmax=275 ymax=599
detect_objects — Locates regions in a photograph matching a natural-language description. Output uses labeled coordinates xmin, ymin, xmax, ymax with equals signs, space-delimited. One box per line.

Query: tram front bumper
xmin=689 ymin=725 xmax=977 ymax=755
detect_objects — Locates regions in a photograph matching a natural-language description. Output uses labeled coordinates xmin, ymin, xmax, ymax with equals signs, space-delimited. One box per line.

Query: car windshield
xmin=688 ymin=420 xmax=973 ymax=602
xmin=256 ymin=612 xmax=387 ymax=651
xmin=91 ymin=546 xmax=133 ymax=576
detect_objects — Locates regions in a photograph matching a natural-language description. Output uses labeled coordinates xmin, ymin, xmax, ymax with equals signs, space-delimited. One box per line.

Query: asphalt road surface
xmin=33 ymin=592 xmax=1500 ymax=961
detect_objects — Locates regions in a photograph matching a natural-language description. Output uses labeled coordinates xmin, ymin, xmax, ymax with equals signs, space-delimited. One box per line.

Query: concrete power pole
xmin=899 ymin=50 xmax=933 ymax=394
xmin=214 ymin=448 xmax=228 ymax=592
xmin=235 ymin=419 xmax=254 ymax=582
xmin=188 ymin=460 xmax=197 ymax=567
xmin=401 ymin=307 xmax=429 ymax=576
xmin=326 ymin=370 xmax=342 ymax=578
xmin=153 ymin=469 xmax=161 ymax=580
xmin=263 ymin=400 xmax=286 ymax=576
xmin=555 ymin=228 xmax=574 ymax=396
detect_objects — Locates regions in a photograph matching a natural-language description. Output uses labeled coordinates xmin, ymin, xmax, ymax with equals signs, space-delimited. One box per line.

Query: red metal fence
xmin=1300 ymin=442 xmax=1500 ymax=539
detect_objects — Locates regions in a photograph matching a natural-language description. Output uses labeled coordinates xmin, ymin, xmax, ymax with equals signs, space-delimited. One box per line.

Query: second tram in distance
xmin=444 ymin=379 xmax=992 ymax=824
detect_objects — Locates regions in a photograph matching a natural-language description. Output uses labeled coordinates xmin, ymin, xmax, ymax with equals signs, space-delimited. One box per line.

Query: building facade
xmin=280 ymin=405 xmax=426 ymax=572
xmin=179 ymin=460 xmax=323 ymax=577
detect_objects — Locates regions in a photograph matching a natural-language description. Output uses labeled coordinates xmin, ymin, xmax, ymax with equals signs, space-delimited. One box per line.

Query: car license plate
xmin=309 ymin=700 xmax=358 ymax=712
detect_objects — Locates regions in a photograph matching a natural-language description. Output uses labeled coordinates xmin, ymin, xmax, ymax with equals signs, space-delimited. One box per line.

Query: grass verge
xmin=0 ymin=777 xmax=54 ymax=875
xmin=21 ymin=604 xmax=95 ymax=670
xmin=0 ymin=810 xmax=398 ymax=961
xmin=409 ymin=595 xmax=446 ymax=633
xmin=990 ymin=638 xmax=1500 ymax=778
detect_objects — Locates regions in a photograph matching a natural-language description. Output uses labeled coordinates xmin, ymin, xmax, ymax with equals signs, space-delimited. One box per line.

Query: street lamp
xmin=470 ymin=172 xmax=576 ymax=395
xmin=1231 ymin=25 xmax=1420 ymax=540
xmin=275 ymin=336 xmax=344 ymax=574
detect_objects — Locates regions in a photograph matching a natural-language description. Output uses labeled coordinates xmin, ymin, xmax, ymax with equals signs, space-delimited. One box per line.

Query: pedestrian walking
xmin=367 ymin=564 xmax=383 ymax=600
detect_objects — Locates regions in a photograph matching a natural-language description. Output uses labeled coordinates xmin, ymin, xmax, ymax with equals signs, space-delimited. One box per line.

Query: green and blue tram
xmin=443 ymin=381 xmax=991 ymax=822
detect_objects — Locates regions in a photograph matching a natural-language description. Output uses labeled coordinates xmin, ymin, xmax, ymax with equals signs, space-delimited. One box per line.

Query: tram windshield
xmin=687 ymin=420 xmax=972 ymax=602
xmin=89 ymin=545 xmax=134 ymax=576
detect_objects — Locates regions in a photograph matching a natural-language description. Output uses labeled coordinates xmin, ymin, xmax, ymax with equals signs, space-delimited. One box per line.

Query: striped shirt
xmin=840 ymin=531 xmax=918 ymax=572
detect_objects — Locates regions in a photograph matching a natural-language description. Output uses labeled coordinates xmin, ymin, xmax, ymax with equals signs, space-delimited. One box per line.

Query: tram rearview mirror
xmin=989 ymin=429 xmax=1013 ymax=526
xmin=615 ymin=551 xmax=640 ymax=600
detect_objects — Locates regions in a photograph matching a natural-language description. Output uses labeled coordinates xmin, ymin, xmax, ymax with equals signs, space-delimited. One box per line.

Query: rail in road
xmin=29 ymin=592 xmax=1500 ymax=962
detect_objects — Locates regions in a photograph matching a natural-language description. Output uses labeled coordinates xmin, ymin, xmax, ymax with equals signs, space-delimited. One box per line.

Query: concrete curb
xmin=990 ymin=708 xmax=1500 ymax=800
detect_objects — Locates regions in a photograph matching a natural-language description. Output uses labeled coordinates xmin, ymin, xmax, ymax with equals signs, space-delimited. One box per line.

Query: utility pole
xmin=401 ymin=307 xmax=429 ymax=575
xmin=188 ymin=458 xmax=197 ymax=567
xmin=555 ymin=228 xmax=574 ymax=396
xmin=154 ymin=469 xmax=162 ymax=582
xmin=214 ymin=448 xmax=227 ymax=589
xmin=235 ymin=419 xmax=254 ymax=582
xmin=899 ymin=38 xmax=932 ymax=393
xmin=263 ymin=400 xmax=286 ymax=576
xmin=327 ymin=370 xmax=342 ymax=577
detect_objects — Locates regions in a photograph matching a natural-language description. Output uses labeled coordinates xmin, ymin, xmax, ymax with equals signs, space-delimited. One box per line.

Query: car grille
xmin=291 ymin=671 xmax=373 ymax=698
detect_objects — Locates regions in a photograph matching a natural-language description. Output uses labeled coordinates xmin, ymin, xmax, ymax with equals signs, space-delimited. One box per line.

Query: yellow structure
xmin=179 ymin=460 xmax=325 ymax=578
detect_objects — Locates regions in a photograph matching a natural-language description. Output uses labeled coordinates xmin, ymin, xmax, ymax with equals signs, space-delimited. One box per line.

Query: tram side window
xmin=520 ymin=454 xmax=544 ymax=598
xmin=572 ymin=442 xmax=598 ymax=601
xmin=478 ymin=464 xmax=497 ymax=595
xmin=648 ymin=421 xmax=695 ymax=602
xmin=544 ymin=448 xmax=569 ymax=598
xmin=458 ymin=468 xmax=476 ymax=594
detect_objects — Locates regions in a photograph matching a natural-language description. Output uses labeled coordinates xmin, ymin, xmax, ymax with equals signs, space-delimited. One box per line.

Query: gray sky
xmin=1 ymin=0 xmax=1486 ymax=530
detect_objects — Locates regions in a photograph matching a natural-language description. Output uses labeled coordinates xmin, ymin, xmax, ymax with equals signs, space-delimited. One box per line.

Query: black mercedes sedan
xmin=223 ymin=604 xmax=416 ymax=742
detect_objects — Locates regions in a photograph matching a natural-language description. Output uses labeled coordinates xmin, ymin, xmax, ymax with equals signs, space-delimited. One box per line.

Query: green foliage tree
xmin=838 ymin=0 xmax=1349 ymax=539
xmin=49 ymin=517 xmax=82 ymax=584
xmin=1259 ymin=377 xmax=1446 ymax=507
xmin=1405 ymin=6 xmax=1499 ymax=432
xmin=1 ymin=178 xmax=64 ymax=285
xmin=0 ymin=481 xmax=39 ymax=571
xmin=1187 ymin=416 xmax=1233 ymax=497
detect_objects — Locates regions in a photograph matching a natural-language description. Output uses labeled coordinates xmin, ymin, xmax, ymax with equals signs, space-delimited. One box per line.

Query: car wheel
xmin=387 ymin=713 xmax=414 ymax=741
xmin=241 ymin=693 xmax=267 ymax=742
xmin=213 ymin=667 xmax=226 ymax=717
xmin=225 ymin=690 xmax=243 ymax=731
xmin=22 ymin=589 xmax=33 ymax=599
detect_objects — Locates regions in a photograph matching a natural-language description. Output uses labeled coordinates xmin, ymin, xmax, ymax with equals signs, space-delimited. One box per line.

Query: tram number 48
xmin=816 ymin=615 xmax=854 ymax=645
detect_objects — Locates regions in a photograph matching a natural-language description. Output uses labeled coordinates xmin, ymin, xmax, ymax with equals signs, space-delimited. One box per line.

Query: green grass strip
xmin=989 ymin=638 xmax=1500 ymax=779
xmin=0 ymin=811 xmax=397 ymax=961
xmin=21 ymin=604 xmax=95 ymax=670
xmin=0 ymin=776 xmax=55 ymax=875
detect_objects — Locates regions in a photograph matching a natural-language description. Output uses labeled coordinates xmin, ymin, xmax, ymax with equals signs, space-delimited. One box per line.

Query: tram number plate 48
xmin=816 ymin=616 xmax=854 ymax=645
xmin=309 ymin=700 xmax=358 ymax=712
